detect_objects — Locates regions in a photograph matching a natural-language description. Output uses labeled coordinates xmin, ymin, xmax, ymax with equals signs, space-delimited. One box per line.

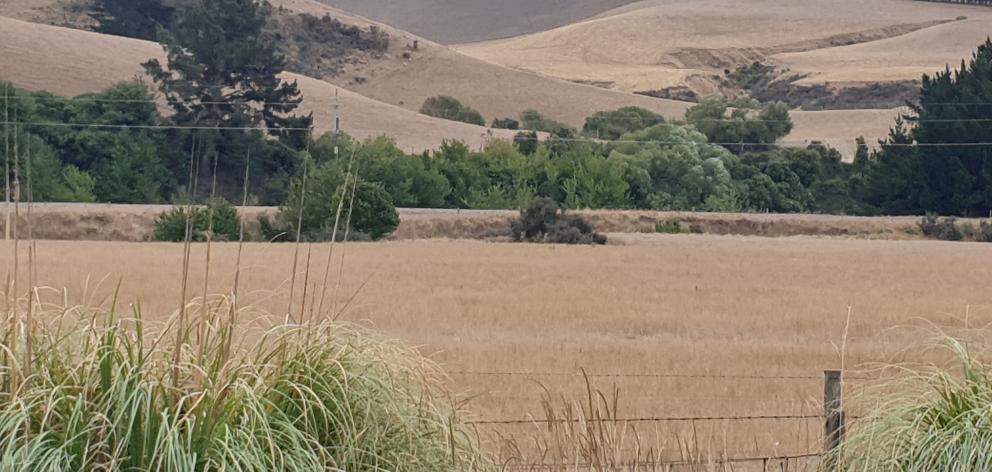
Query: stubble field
xmin=3 ymin=235 xmax=990 ymax=464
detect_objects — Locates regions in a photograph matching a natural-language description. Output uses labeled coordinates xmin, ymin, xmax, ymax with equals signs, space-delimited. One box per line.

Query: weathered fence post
xmin=824 ymin=370 xmax=846 ymax=453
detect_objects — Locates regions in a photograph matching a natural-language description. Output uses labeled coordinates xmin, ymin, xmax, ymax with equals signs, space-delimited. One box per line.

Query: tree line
xmin=4 ymin=1 xmax=992 ymax=241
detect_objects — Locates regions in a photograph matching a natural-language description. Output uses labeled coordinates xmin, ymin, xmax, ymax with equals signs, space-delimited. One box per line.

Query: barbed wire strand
xmin=466 ymin=414 xmax=828 ymax=426
xmin=447 ymin=370 xmax=853 ymax=380
xmin=501 ymin=452 xmax=823 ymax=470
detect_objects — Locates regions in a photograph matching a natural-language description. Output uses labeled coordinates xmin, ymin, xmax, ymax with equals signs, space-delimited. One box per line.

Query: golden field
xmin=2 ymin=235 xmax=989 ymax=463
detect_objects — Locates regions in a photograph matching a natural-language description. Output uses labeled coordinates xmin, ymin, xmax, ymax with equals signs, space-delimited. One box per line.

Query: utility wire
xmin=7 ymin=120 xmax=992 ymax=147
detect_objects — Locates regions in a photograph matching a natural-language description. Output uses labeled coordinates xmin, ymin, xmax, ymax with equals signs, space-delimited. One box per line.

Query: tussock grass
xmin=826 ymin=331 xmax=992 ymax=471
xmin=0 ymin=294 xmax=490 ymax=471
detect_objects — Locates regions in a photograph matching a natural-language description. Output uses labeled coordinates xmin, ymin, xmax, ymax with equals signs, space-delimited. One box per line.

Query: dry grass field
xmin=0 ymin=203 xmax=938 ymax=241
xmin=3 ymin=235 xmax=989 ymax=463
xmin=456 ymin=0 xmax=992 ymax=94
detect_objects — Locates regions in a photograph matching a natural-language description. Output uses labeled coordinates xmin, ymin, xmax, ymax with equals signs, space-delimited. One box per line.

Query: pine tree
xmin=909 ymin=38 xmax=992 ymax=215
xmin=143 ymin=0 xmax=312 ymax=203
xmin=92 ymin=0 xmax=174 ymax=40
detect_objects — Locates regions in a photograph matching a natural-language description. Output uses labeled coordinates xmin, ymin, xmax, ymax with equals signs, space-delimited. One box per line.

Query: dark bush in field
xmin=511 ymin=198 xmax=606 ymax=245
xmin=919 ymin=213 xmax=963 ymax=241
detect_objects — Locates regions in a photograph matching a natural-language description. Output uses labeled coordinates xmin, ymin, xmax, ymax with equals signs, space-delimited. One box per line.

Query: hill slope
xmin=0 ymin=15 xmax=518 ymax=153
xmin=314 ymin=0 xmax=639 ymax=44
xmin=775 ymin=17 xmax=992 ymax=84
xmin=0 ymin=0 xmax=909 ymax=158
xmin=456 ymin=0 xmax=992 ymax=95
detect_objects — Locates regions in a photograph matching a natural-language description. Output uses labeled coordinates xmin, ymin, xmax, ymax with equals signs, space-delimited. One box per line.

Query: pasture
xmin=4 ymin=235 xmax=989 ymax=465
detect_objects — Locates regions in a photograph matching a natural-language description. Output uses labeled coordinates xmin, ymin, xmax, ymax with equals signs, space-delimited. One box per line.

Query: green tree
xmin=92 ymin=0 xmax=174 ymax=40
xmin=519 ymin=110 xmax=575 ymax=136
xmin=609 ymin=123 xmax=737 ymax=211
xmin=279 ymin=156 xmax=399 ymax=240
xmin=420 ymin=96 xmax=485 ymax=126
xmin=905 ymin=39 xmax=992 ymax=215
xmin=685 ymin=97 xmax=793 ymax=153
xmin=583 ymin=106 xmax=665 ymax=140
xmin=143 ymin=0 xmax=312 ymax=204
xmin=35 ymin=82 xmax=174 ymax=203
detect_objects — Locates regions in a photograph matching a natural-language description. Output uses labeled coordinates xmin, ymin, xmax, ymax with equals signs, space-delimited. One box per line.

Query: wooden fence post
xmin=824 ymin=370 xmax=846 ymax=453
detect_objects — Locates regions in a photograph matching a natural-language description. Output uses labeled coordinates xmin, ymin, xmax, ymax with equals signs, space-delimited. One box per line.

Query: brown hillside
xmin=456 ymin=0 xmax=992 ymax=94
xmin=776 ymin=18 xmax=992 ymax=84
xmin=0 ymin=15 xmax=518 ymax=153
xmin=314 ymin=0 xmax=640 ymax=44
xmin=0 ymin=0 xmax=914 ymax=158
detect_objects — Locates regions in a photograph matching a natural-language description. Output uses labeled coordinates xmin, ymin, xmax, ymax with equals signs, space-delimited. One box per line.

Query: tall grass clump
xmin=0 ymin=294 xmax=490 ymax=471
xmin=825 ymin=333 xmax=992 ymax=471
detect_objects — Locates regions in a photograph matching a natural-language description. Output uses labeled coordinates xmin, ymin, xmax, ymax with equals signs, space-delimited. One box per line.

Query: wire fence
xmin=466 ymin=414 xmax=828 ymax=426
xmin=448 ymin=370 xmax=867 ymax=381
xmin=501 ymin=452 xmax=824 ymax=470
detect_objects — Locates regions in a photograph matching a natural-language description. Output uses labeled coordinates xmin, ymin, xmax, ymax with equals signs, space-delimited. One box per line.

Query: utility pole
xmin=334 ymin=88 xmax=341 ymax=159
xmin=4 ymin=83 xmax=10 ymax=241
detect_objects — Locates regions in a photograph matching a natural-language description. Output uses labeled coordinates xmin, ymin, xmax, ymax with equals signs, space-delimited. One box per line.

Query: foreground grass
xmin=826 ymin=333 xmax=992 ymax=471
xmin=0 ymin=294 xmax=489 ymax=471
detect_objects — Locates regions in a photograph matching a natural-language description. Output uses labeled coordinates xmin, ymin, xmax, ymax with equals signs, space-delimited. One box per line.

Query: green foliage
xmin=825 ymin=334 xmax=992 ymax=471
xmin=610 ymin=123 xmax=737 ymax=211
xmin=0 ymin=297 xmax=488 ymax=470
xmin=143 ymin=0 xmax=311 ymax=203
xmin=91 ymin=0 xmax=173 ymax=40
xmin=655 ymin=219 xmax=684 ymax=234
xmin=491 ymin=117 xmax=519 ymax=130
xmin=153 ymin=198 xmax=242 ymax=242
xmin=277 ymin=155 xmax=399 ymax=241
xmin=583 ymin=106 xmax=665 ymax=140
xmin=420 ymin=96 xmax=486 ymax=126
xmin=511 ymin=197 xmax=606 ymax=245
xmin=519 ymin=110 xmax=576 ymax=136
xmin=514 ymin=131 xmax=539 ymax=156
xmin=685 ymin=97 xmax=793 ymax=153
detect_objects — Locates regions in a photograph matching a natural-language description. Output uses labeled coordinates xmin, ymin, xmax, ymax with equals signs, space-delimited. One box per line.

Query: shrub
xmin=519 ymin=110 xmax=576 ymax=136
xmin=919 ymin=213 xmax=963 ymax=241
xmin=824 ymin=334 xmax=992 ymax=471
xmin=278 ymin=160 xmax=400 ymax=242
xmin=491 ymin=117 xmax=519 ymax=130
xmin=514 ymin=131 xmax=539 ymax=156
xmin=420 ymin=95 xmax=486 ymax=126
xmin=153 ymin=198 xmax=242 ymax=242
xmin=979 ymin=221 xmax=992 ymax=242
xmin=0 ymin=294 xmax=488 ymax=470
xmin=655 ymin=219 xmax=684 ymax=234
xmin=583 ymin=106 xmax=665 ymax=140
xmin=511 ymin=198 xmax=606 ymax=245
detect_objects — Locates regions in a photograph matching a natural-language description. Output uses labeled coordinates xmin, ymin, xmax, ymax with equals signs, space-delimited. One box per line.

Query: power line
xmin=0 ymin=94 xmax=304 ymax=107
xmin=8 ymin=120 xmax=992 ymax=148
xmin=0 ymin=121 xmax=312 ymax=132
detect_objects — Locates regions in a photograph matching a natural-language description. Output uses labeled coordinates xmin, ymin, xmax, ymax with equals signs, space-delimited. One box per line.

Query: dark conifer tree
xmin=143 ymin=0 xmax=312 ymax=203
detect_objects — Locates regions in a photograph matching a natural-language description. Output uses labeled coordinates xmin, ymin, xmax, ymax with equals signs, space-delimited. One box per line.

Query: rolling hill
xmin=0 ymin=0 xmax=921 ymax=158
xmin=0 ymin=14 xmax=519 ymax=153
xmin=455 ymin=0 xmax=992 ymax=95
xmin=313 ymin=0 xmax=640 ymax=44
